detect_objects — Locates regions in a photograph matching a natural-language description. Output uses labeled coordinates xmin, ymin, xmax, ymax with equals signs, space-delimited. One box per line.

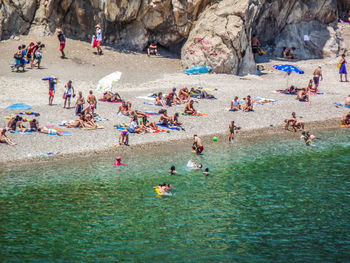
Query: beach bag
xmin=91 ymin=36 xmax=97 ymax=48
xmin=338 ymin=63 xmax=342 ymax=69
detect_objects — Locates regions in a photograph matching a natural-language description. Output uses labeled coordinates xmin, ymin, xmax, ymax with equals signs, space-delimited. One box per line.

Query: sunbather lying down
xmin=38 ymin=127 xmax=62 ymax=136
xmin=103 ymin=91 xmax=122 ymax=102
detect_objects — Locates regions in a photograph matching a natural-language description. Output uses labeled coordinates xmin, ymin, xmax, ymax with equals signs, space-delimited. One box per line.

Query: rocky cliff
xmin=1 ymin=0 xmax=348 ymax=74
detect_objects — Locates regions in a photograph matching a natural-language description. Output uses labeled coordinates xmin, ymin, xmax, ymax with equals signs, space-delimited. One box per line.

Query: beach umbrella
xmin=5 ymin=103 xmax=32 ymax=111
xmin=273 ymin=64 xmax=304 ymax=74
xmin=96 ymin=71 xmax=122 ymax=92
xmin=273 ymin=64 xmax=304 ymax=87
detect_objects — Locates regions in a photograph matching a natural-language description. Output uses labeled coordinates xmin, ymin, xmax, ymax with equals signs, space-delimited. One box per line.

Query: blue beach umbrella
xmin=273 ymin=64 xmax=304 ymax=87
xmin=273 ymin=64 xmax=304 ymax=75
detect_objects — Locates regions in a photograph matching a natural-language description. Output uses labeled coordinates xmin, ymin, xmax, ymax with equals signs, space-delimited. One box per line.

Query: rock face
xmin=0 ymin=0 xmax=211 ymax=51
xmin=0 ymin=0 xmax=347 ymax=74
xmin=182 ymin=0 xmax=344 ymax=74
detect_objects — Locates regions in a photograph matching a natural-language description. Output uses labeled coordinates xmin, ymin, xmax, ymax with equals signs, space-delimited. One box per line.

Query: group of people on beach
xmin=12 ymin=41 xmax=45 ymax=72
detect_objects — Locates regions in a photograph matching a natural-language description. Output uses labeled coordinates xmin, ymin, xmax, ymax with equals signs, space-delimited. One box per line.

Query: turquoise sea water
xmin=1 ymin=129 xmax=350 ymax=262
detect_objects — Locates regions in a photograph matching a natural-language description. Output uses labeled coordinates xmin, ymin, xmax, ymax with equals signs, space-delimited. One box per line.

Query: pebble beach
xmin=0 ymin=34 xmax=349 ymax=167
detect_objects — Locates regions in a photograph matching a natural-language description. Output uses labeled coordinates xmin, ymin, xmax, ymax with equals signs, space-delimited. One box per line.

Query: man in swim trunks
xmin=159 ymin=110 xmax=170 ymax=125
xmin=297 ymin=88 xmax=309 ymax=102
xmin=313 ymin=66 xmax=323 ymax=90
xmin=48 ymin=76 xmax=57 ymax=106
xmin=193 ymin=134 xmax=204 ymax=154
xmin=285 ymin=112 xmax=304 ymax=132
xmin=57 ymin=28 xmax=66 ymax=58
xmin=170 ymin=113 xmax=182 ymax=126
xmin=148 ymin=41 xmax=159 ymax=56
xmin=184 ymin=100 xmax=197 ymax=115
xmin=87 ymin=90 xmax=97 ymax=112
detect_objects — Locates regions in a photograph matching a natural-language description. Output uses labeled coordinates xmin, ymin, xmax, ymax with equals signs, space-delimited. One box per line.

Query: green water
xmin=1 ymin=129 xmax=350 ymax=262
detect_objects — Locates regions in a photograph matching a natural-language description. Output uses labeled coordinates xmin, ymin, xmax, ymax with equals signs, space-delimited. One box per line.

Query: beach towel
xmin=136 ymin=96 xmax=157 ymax=101
xmin=156 ymin=123 xmax=181 ymax=131
xmin=10 ymin=130 xmax=33 ymax=135
xmin=40 ymin=152 xmax=55 ymax=157
xmin=254 ymin=97 xmax=278 ymax=104
xmin=309 ymin=91 xmax=325 ymax=95
xmin=19 ymin=111 xmax=40 ymax=116
xmin=143 ymin=102 xmax=162 ymax=107
xmin=334 ymin=102 xmax=350 ymax=108
xmin=43 ymin=126 xmax=72 ymax=136
xmin=98 ymin=99 xmax=122 ymax=103
xmin=275 ymin=89 xmax=297 ymax=95
xmin=95 ymin=116 xmax=108 ymax=121
xmin=181 ymin=112 xmax=208 ymax=116
xmin=83 ymin=125 xmax=104 ymax=130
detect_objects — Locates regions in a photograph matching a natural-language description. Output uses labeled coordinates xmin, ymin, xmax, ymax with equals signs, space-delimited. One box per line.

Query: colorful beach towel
xmin=334 ymin=102 xmax=350 ymax=108
xmin=181 ymin=112 xmax=208 ymax=116
xmin=10 ymin=130 xmax=33 ymax=135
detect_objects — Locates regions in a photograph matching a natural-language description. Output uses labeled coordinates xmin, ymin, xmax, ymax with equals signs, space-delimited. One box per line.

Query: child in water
xmin=114 ymin=156 xmax=128 ymax=166
xmin=203 ymin=168 xmax=210 ymax=176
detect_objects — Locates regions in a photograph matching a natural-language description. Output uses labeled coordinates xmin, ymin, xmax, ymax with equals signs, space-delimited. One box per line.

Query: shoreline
xmin=0 ymin=118 xmax=342 ymax=170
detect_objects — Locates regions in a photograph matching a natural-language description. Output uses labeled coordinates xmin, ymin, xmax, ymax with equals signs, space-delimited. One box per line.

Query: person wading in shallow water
xmin=193 ymin=134 xmax=204 ymax=154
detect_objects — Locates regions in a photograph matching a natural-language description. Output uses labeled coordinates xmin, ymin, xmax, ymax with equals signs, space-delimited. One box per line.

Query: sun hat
xmin=95 ymin=24 xmax=101 ymax=28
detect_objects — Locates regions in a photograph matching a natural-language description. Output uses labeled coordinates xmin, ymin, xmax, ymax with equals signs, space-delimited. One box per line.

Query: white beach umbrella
xmin=96 ymin=71 xmax=122 ymax=92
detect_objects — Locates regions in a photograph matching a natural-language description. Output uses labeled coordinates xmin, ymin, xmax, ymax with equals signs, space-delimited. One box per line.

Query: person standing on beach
xmin=48 ymin=77 xmax=57 ymax=106
xmin=57 ymin=29 xmax=66 ymax=58
xmin=193 ymin=135 xmax=204 ymax=154
xmin=63 ymin=80 xmax=74 ymax=109
xmin=313 ymin=66 xmax=323 ymax=90
xmin=87 ymin=90 xmax=97 ymax=112
xmin=75 ymin=91 xmax=85 ymax=115
xmin=95 ymin=25 xmax=103 ymax=55
xmin=339 ymin=54 xmax=348 ymax=82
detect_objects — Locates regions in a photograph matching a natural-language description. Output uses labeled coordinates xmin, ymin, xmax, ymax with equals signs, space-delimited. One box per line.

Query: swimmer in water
xmin=114 ymin=156 xmax=128 ymax=166
xmin=169 ymin=165 xmax=177 ymax=175
xmin=203 ymin=168 xmax=210 ymax=176
xmin=301 ymin=131 xmax=315 ymax=147
xmin=187 ymin=160 xmax=202 ymax=169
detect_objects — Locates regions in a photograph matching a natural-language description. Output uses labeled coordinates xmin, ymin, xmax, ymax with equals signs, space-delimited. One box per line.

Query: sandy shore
xmin=0 ymin=34 xmax=349 ymax=167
